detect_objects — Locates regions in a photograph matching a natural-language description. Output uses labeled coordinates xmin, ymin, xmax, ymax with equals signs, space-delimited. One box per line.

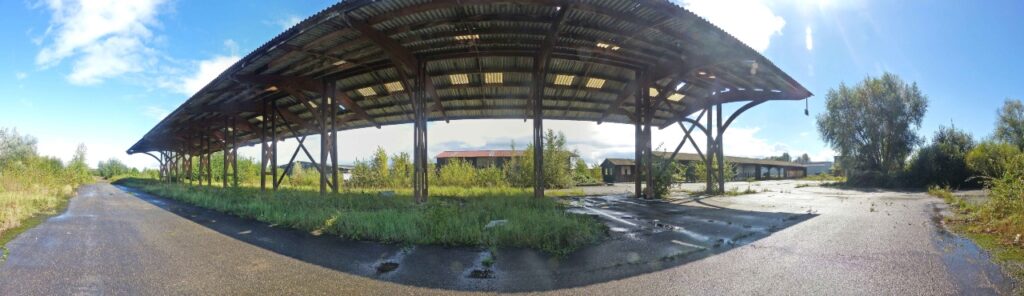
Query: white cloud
xmin=143 ymin=106 xmax=169 ymax=121
xmin=274 ymin=15 xmax=302 ymax=31
xmin=176 ymin=55 xmax=240 ymax=96
xmin=15 ymin=72 xmax=27 ymax=80
xmin=35 ymin=0 xmax=166 ymax=85
xmin=679 ymin=0 xmax=786 ymax=52
xmin=805 ymin=26 xmax=814 ymax=51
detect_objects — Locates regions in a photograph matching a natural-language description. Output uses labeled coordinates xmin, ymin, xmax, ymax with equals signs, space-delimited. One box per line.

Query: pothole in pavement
xmin=376 ymin=262 xmax=400 ymax=274
xmin=468 ymin=269 xmax=495 ymax=279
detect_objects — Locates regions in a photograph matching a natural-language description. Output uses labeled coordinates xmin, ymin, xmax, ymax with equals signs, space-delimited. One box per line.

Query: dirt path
xmin=0 ymin=182 xmax=1015 ymax=295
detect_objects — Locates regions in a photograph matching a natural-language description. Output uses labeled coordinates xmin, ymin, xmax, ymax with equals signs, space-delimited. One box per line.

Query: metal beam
xmin=526 ymin=5 xmax=570 ymax=120
xmin=345 ymin=16 xmax=448 ymax=122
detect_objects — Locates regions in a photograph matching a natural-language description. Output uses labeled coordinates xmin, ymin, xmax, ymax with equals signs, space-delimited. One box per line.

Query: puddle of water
xmin=930 ymin=204 xmax=1016 ymax=294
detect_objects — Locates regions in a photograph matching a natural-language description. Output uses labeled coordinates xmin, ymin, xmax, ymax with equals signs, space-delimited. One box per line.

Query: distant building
xmin=804 ymin=161 xmax=833 ymax=176
xmin=279 ymin=161 xmax=355 ymax=180
xmin=436 ymin=150 xmax=524 ymax=169
xmin=601 ymin=152 xmax=807 ymax=183
xmin=601 ymin=158 xmax=637 ymax=183
xmin=436 ymin=150 xmax=580 ymax=169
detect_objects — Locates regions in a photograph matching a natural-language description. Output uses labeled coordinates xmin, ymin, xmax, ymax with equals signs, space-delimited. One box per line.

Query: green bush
xmin=436 ymin=159 xmax=477 ymax=187
xmin=688 ymin=156 xmax=735 ymax=192
xmin=905 ymin=126 xmax=975 ymax=188
xmin=982 ymin=155 xmax=1024 ymax=222
xmin=966 ymin=141 xmax=1020 ymax=180
xmin=1 ymin=128 xmax=92 ymax=239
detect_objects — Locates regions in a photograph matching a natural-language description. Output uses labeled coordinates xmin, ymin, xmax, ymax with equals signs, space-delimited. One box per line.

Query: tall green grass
xmin=0 ymin=155 xmax=91 ymax=242
xmin=117 ymin=178 xmax=605 ymax=255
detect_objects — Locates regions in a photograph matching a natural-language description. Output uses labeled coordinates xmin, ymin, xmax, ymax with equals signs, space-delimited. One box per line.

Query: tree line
xmin=816 ymin=72 xmax=1024 ymax=189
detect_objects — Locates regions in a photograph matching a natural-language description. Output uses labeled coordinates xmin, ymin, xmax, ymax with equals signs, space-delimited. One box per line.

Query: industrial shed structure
xmin=128 ymin=0 xmax=811 ymax=200
xmin=601 ymin=153 xmax=807 ymax=184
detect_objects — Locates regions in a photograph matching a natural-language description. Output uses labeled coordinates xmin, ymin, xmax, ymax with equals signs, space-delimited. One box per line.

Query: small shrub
xmin=966 ymin=141 xmax=1020 ymax=181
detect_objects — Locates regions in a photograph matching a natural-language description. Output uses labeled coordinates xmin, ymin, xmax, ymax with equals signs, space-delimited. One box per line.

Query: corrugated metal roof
xmin=128 ymin=0 xmax=812 ymax=155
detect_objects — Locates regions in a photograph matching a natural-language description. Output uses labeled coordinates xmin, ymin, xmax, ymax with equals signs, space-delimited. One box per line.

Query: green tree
xmin=906 ymin=126 xmax=975 ymax=187
xmin=370 ymin=147 xmax=389 ymax=187
xmin=816 ymin=72 xmax=928 ymax=184
xmin=572 ymin=158 xmax=597 ymax=184
xmin=97 ymin=158 xmax=132 ymax=179
xmin=350 ymin=160 xmax=373 ymax=188
xmin=768 ymin=152 xmax=792 ymax=162
xmin=995 ymin=98 xmax=1024 ymax=150
xmin=0 ymin=128 xmax=38 ymax=166
xmin=795 ymin=153 xmax=811 ymax=164
xmin=66 ymin=143 xmax=91 ymax=184
xmin=690 ymin=156 xmax=736 ymax=189
xmin=966 ymin=141 xmax=1020 ymax=180
xmin=390 ymin=152 xmax=412 ymax=187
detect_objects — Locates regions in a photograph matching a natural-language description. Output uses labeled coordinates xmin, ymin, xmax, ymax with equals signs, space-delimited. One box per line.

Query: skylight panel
xmin=585 ymin=78 xmax=606 ymax=89
xmin=449 ymin=74 xmax=470 ymax=85
xmin=384 ymin=81 xmax=404 ymax=92
xmin=484 ymin=72 xmax=503 ymax=84
xmin=357 ymin=87 xmax=377 ymax=97
xmin=554 ymin=74 xmax=574 ymax=86
xmin=454 ymin=34 xmax=480 ymax=41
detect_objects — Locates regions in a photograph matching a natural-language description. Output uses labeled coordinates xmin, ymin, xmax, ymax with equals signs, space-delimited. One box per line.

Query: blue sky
xmin=1 ymin=0 xmax=1021 ymax=169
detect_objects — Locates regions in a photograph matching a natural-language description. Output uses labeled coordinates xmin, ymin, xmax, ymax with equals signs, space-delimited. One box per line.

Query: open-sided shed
xmin=128 ymin=0 xmax=811 ymax=200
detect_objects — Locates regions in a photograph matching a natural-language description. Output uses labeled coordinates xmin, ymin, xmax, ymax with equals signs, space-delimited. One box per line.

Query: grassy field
xmin=116 ymin=178 xmax=606 ymax=255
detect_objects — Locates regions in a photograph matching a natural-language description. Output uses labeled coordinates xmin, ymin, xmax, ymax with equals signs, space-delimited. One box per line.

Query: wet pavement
xmin=0 ymin=181 xmax=1017 ymax=295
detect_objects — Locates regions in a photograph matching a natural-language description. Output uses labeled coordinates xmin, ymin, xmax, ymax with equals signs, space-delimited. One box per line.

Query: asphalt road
xmin=0 ymin=182 xmax=1016 ymax=295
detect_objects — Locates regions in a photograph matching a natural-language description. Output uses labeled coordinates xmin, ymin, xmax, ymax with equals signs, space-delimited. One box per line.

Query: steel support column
xmin=642 ymin=76 xmax=654 ymax=199
xmin=231 ymin=117 xmax=239 ymax=188
xmin=716 ymin=104 xmax=725 ymax=193
xmin=704 ymin=106 xmax=714 ymax=194
xmin=633 ymin=71 xmax=644 ymax=199
xmin=327 ymin=80 xmax=339 ymax=193
xmin=412 ymin=61 xmax=429 ymax=203
xmin=319 ymin=81 xmax=331 ymax=195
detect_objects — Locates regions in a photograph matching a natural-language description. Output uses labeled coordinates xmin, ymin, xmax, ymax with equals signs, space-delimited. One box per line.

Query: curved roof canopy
xmin=129 ymin=0 xmax=811 ymax=155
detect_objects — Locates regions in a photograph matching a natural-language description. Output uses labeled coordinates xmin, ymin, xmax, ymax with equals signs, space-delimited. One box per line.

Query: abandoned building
xmin=803 ymin=161 xmax=833 ymax=176
xmin=602 ymin=152 xmax=807 ymax=183
xmin=435 ymin=150 xmax=523 ymax=169
xmin=127 ymin=0 xmax=812 ymax=199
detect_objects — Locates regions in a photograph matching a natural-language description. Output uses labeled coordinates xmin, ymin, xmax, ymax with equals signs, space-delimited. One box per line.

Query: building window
xmin=622 ymin=167 xmax=631 ymax=176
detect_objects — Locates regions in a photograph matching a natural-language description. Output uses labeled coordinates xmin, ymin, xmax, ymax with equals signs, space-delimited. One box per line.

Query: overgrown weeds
xmin=929 ymin=180 xmax=1024 ymax=281
xmin=1 ymin=129 xmax=92 ymax=244
xmin=117 ymin=178 xmax=606 ymax=255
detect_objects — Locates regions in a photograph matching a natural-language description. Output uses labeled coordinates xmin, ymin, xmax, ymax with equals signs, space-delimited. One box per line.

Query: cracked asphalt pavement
xmin=0 ymin=181 xmax=1016 ymax=295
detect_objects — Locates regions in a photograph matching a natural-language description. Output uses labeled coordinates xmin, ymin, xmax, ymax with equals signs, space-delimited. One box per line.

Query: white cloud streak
xmin=805 ymin=26 xmax=814 ymax=51
xmin=176 ymin=55 xmax=239 ymax=96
